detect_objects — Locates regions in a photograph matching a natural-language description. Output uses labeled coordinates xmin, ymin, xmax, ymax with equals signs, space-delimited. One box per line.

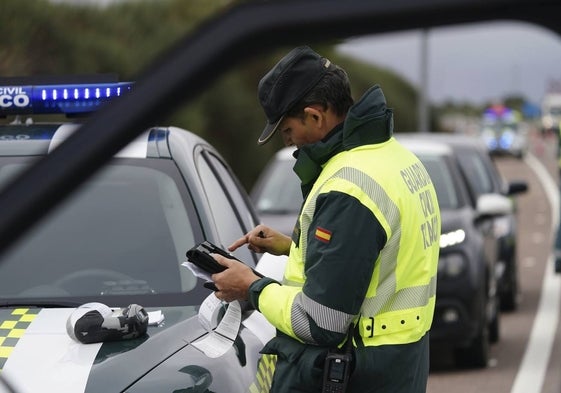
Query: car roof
xmin=397 ymin=137 xmax=455 ymax=156
xmin=0 ymin=0 xmax=559 ymax=254
xmin=274 ymin=146 xmax=298 ymax=161
xmin=0 ymin=121 xmax=213 ymax=161
xmin=397 ymin=132 xmax=487 ymax=148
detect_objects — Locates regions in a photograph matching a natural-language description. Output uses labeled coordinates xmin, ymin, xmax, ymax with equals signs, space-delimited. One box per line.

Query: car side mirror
xmin=476 ymin=193 xmax=513 ymax=219
xmin=507 ymin=180 xmax=528 ymax=196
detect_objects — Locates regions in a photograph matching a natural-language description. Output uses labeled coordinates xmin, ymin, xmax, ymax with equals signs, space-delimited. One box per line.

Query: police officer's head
xmin=257 ymin=46 xmax=353 ymax=146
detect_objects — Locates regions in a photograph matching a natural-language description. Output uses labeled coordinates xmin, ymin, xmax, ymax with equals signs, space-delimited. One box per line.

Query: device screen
xmin=328 ymin=358 xmax=346 ymax=382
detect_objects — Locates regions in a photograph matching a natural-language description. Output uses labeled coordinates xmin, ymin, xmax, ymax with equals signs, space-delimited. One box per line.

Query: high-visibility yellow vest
xmin=259 ymin=137 xmax=440 ymax=347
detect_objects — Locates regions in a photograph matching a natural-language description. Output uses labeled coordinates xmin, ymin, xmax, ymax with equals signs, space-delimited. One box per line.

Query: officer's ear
xmin=304 ymin=106 xmax=324 ymax=128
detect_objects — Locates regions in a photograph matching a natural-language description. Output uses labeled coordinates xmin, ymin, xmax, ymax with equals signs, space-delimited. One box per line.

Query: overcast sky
xmin=49 ymin=2 xmax=561 ymax=107
xmin=337 ymin=21 xmax=561 ymax=106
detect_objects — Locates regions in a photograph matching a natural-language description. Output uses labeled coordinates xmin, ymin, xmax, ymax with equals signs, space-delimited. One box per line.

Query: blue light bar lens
xmin=0 ymin=82 xmax=133 ymax=116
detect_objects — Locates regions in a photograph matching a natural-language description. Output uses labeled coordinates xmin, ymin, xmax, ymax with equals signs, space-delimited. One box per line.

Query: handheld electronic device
xmin=186 ymin=241 xmax=264 ymax=291
xmin=186 ymin=241 xmax=238 ymax=274
xmin=322 ymin=350 xmax=352 ymax=392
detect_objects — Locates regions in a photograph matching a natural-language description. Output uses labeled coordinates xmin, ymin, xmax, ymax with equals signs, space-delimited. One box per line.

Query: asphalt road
xmin=427 ymin=132 xmax=561 ymax=393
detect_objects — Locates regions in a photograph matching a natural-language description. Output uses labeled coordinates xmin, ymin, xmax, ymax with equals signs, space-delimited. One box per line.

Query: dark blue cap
xmin=257 ymin=46 xmax=331 ymax=145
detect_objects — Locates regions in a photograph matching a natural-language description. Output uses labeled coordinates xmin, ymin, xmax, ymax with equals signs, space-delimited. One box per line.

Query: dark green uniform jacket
xmin=249 ymin=85 xmax=440 ymax=393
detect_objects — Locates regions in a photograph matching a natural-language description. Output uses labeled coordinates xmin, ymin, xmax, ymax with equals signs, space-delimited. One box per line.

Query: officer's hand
xmin=210 ymin=254 xmax=260 ymax=302
xmin=228 ymin=225 xmax=291 ymax=256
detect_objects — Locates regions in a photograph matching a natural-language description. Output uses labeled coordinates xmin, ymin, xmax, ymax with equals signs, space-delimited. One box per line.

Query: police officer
xmin=211 ymin=46 xmax=441 ymax=393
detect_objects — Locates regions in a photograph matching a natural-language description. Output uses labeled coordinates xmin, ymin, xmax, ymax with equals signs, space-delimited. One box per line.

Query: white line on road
xmin=510 ymin=153 xmax=561 ymax=393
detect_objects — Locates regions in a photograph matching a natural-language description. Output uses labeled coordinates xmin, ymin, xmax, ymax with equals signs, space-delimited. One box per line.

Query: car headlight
xmin=438 ymin=253 xmax=466 ymax=277
xmin=499 ymin=129 xmax=514 ymax=148
xmin=440 ymin=229 xmax=465 ymax=249
xmin=480 ymin=128 xmax=497 ymax=149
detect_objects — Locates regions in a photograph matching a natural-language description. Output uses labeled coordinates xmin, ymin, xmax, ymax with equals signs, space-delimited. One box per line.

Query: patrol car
xmin=0 ymin=79 xmax=279 ymax=393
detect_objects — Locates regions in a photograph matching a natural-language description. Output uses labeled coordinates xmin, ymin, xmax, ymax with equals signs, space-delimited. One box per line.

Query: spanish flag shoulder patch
xmin=315 ymin=227 xmax=332 ymax=243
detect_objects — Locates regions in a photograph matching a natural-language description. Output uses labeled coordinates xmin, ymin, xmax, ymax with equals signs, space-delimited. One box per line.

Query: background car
xmin=479 ymin=104 xmax=529 ymax=159
xmin=252 ymin=139 xmax=511 ymax=368
xmin=251 ymin=147 xmax=300 ymax=236
xmin=397 ymin=133 xmax=529 ymax=311
xmin=0 ymin=80 xmax=277 ymax=393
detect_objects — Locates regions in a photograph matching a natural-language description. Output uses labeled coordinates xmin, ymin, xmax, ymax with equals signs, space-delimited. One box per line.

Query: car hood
xmin=0 ymin=305 xmax=205 ymax=393
xmin=439 ymin=206 xmax=474 ymax=233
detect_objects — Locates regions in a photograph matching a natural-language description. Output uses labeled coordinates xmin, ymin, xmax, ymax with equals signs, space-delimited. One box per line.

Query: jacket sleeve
xmin=255 ymin=190 xmax=387 ymax=346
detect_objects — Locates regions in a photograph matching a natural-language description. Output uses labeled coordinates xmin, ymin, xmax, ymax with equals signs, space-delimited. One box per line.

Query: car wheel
xmin=454 ymin=307 xmax=490 ymax=368
xmin=489 ymin=304 xmax=500 ymax=344
xmin=501 ymin=263 xmax=519 ymax=311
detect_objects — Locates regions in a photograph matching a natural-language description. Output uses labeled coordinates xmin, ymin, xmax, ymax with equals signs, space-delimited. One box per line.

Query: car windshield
xmin=0 ymin=157 xmax=205 ymax=306
xmin=415 ymin=154 xmax=460 ymax=210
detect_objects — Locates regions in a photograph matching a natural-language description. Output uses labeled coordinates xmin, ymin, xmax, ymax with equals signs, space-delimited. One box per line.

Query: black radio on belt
xmin=322 ymin=350 xmax=352 ymax=392
xmin=322 ymin=325 xmax=354 ymax=393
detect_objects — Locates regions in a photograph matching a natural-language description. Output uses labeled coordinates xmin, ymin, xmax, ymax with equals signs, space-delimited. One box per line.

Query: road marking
xmin=510 ymin=153 xmax=561 ymax=393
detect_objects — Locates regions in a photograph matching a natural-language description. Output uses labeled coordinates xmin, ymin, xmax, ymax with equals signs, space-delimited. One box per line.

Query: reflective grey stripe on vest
xmin=292 ymin=166 xmax=434 ymax=340
xmin=292 ymin=292 xmax=354 ymax=342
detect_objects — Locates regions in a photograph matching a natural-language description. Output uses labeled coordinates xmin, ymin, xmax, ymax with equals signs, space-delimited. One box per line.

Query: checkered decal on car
xmin=249 ymin=354 xmax=276 ymax=392
xmin=0 ymin=308 xmax=39 ymax=370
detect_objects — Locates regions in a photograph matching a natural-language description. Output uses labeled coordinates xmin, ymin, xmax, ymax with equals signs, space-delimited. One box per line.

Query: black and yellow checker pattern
xmin=249 ymin=353 xmax=276 ymax=393
xmin=0 ymin=308 xmax=39 ymax=371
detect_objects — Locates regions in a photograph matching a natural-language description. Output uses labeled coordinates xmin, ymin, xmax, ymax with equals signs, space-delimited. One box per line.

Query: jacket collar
xmin=293 ymin=84 xmax=393 ymax=197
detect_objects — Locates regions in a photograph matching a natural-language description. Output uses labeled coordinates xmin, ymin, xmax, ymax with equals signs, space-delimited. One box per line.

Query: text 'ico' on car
xmin=0 ymin=77 xmax=280 ymax=393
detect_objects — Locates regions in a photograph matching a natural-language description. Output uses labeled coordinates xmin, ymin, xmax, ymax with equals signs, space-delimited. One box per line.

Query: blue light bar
xmin=0 ymin=82 xmax=134 ymax=116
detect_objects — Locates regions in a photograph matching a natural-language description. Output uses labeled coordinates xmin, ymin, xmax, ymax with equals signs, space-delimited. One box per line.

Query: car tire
xmin=500 ymin=263 xmax=519 ymax=311
xmin=489 ymin=304 xmax=500 ymax=344
xmin=453 ymin=306 xmax=490 ymax=368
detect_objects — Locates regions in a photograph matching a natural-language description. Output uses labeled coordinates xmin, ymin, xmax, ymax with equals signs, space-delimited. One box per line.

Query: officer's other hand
xmin=211 ymin=254 xmax=260 ymax=302
xmin=228 ymin=225 xmax=291 ymax=256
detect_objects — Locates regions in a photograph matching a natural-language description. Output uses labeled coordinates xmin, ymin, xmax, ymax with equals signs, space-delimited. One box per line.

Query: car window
xmin=0 ymin=157 xmax=199 ymax=299
xmin=415 ymin=154 xmax=459 ymax=209
xmin=205 ymin=152 xmax=257 ymax=236
xmin=455 ymin=149 xmax=494 ymax=196
xmin=196 ymin=151 xmax=256 ymax=264
xmin=254 ymin=158 xmax=302 ymax=214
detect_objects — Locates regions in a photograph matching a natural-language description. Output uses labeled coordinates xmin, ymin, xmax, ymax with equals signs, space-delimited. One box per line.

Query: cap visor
xmin=257 ymin=115 xmax=284 ymax=145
